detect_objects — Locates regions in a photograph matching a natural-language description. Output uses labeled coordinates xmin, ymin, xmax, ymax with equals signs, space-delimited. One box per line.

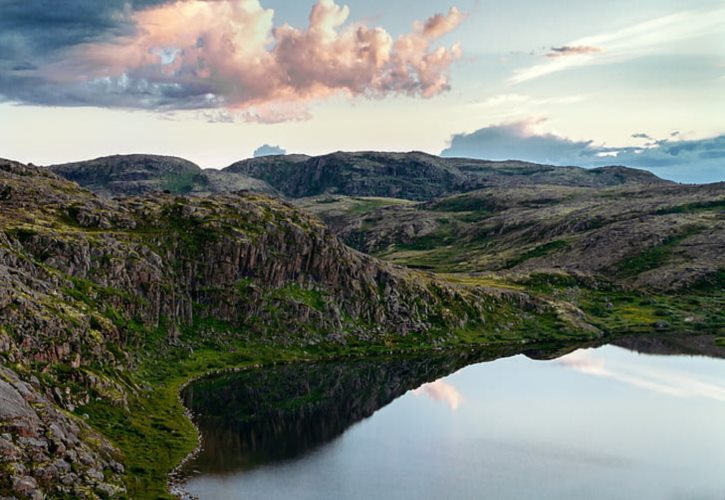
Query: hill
xmin=225 ymin=151 xmax=669 ymax=200
xmin=1 ymin=155 xmax=720 ymax=498
xmin=48 ymin=154 xmax=275 ymax=197
xmin=298 ymin=183 xmax=724 ymax=291
xmin=49 ymin=151 xmax=669 ymax=201
xmin=1 ymin=158 xmax=595 ymax=498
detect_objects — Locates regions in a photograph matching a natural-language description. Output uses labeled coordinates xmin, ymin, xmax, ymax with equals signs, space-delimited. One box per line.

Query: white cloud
xmin=557 ymin=350 xmax=725 ymax=402
xmin=509 ymin=6 xmax=725 ymax=84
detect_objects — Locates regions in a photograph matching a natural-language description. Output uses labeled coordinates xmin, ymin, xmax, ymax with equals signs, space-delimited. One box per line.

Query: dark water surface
xmin=182 ymin=336 xmax=725 ymax=499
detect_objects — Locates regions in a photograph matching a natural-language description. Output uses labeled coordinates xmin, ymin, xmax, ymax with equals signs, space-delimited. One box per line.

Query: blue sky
xmin=0 ymin=0 xmax=723 ymax=182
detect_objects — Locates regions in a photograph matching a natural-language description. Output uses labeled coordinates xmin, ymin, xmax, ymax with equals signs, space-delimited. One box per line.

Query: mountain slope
xmin=49 ymin=151 xmax=669 ymax=201
xmin=299 ymin=183 xmax=725 ymax=291
xmin=225 ymin=151 xmax=669 ymax=200
xmin=1 ymin=158 xmax=595 ymax=498
xmin=48 ymin=154 xmax=275 ymax=197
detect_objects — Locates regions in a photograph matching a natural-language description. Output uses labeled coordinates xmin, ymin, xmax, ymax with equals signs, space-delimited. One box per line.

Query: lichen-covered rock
xmin=0 ymin=367 xmax=125 ymax=498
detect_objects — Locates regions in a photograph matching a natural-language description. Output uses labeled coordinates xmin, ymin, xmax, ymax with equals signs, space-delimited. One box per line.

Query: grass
xmin=505 ymin=240 xmax=569 ymax=268
xmin=272 ymin=283 xmax=327 ymax=311
xmin=617 ymin=227 xmax=700 ymax=278
xmin=74 ymin=286 xmax=611 ymax=499
xmin=438 ymin=273 xmax=524 ymax=291
xmin=345 ymin=197 xmax=413 ymax=215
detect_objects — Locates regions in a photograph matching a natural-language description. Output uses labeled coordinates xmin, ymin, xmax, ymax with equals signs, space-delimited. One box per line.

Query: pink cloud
xmin=56 ymin=0 xmax=464 ymax=120
xmin=413 ymin=379 xmax=463 ymax=410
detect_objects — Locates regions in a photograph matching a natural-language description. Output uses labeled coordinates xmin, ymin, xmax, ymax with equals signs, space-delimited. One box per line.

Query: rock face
xmin=225 ymin=151 xmax=669 ymax=201
xmin=49 ymin=151 xmax=668 ymax=201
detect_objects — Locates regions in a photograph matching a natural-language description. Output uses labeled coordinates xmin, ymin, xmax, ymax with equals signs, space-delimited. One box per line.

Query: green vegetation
xmin=505 ymin=240 xmax=569 ymax=268
xmin=1 ymin=158 xmax=722 ymax=499
xmin=519 ymin=272 xmax=724 ymax=335
xmin=617 ymin=227 xmax=702 ymax=278
xmin=160 ymin=171 xmax=200 ymax=195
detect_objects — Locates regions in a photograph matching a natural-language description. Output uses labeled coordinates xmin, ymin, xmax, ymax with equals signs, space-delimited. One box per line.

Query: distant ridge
xmin=49 ymin=151 xmax=669 ymax=200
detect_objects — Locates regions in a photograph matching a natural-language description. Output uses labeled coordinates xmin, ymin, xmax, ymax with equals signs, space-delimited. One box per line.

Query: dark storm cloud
xmin=441 ymin=122 xmax=725 ymax=183
xmin=0 ymin=0 xmax=174 ymax=105
xmin=0 ymin=1 xmax=168 ymax=60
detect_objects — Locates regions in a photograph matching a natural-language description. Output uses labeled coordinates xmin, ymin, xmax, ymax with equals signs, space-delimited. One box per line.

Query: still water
xmin=182 ymin=337 xmax=725 ymax=499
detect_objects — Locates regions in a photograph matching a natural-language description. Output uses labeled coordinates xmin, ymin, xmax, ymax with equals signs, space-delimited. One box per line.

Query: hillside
xmin=2 ymin=155 xmax=721 ymax=498
xmin=48 ymin=154 xmax=275 ymax=197
xmin=49 ymin=152 xmax=668 ymax=201
xmin=298 ymin=183 xmax=724 ymax=291
xmin=1 ymin=158 xmax=599 ymax=498
xmin=225 ymin=151 xmax=669 ymax=200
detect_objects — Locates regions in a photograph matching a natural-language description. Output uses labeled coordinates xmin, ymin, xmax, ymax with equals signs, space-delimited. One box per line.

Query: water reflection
xmin=182 ymin=345 xmax=527 ymax=475
xmin=558 ymin=346 xmax=725 ymax=402
xmin=182 ymin=335 xmax=725 ymax=500
xmin=412 ymin=379 xmax=463 ymax=410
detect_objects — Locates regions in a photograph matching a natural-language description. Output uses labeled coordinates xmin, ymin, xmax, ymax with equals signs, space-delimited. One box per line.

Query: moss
xmin=6 ymin=226 xmax=38 ymax=242
xmin=655 ymin=199 xmax=725 ymax=215
xmin=272 ymin=283 xmax=327 ymax=311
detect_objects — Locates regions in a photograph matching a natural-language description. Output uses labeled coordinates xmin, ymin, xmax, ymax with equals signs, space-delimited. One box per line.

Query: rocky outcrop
xmin=0 ymin=367 xmax=125 ymax=499
xmin=305 ymin=183 xmax=725 ymax=291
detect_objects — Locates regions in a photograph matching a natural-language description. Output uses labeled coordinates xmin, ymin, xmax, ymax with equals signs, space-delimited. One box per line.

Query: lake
xmin=181 ymin=336 xmax=725 ymax=499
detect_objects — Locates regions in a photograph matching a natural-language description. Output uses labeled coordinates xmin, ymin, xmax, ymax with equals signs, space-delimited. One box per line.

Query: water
xmin=182 ymin=336 xmax=725 ymax=500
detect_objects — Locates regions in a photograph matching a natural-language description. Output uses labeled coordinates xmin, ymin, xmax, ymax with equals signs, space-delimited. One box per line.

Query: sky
xmin=0 ymin=0 xmax=723 ymax=182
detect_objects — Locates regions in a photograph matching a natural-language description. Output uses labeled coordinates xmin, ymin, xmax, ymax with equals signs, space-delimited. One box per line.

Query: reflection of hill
xmin=182 ymin=347 xmax=524 ymax=475
xmin=181 ymin=335 xmax=723 ymax=477
xmin=612 ymin=334 xmax=725 ymax=359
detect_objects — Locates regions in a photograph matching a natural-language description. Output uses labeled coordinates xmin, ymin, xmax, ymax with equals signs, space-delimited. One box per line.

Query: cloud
xmin=557 ymin=350 xmax=725 ymax=402
xmin=0 ymin=1 xmax=464 ymax=120
xmin=441 ymin=119 xmax=725 ymax=183
xmin=412 ymin=379 xmax=463 ymax=410
xmin=509 ymin=6 xmax=725 ymax=84
xmin=253 ymin=144 xmax=287 ymax=157
xmin=441 ymin=119 xmax=596 ymax=165
xmin=546 ymin=45 xmax=602 ymax=58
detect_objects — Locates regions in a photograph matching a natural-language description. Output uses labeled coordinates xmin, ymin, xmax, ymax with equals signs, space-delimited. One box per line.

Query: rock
xmin=12 ymin=475 xmax=40 ymax=498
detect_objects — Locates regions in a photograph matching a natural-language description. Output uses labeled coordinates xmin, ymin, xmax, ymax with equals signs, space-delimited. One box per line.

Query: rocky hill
xmin=1 ymin=155 xmax=720 ymax=498
xmin=299 ymin=183 xmax=725 ymax=291
xmin=225 ymin=151 xmax=669 ymax=200
xmin=1 ymin=158 xmax=595 ymax=498
xmin=49 ymin=151 xmax=668 ymax=201
xmin=49 ymin=154 xmax=275 ymax=197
